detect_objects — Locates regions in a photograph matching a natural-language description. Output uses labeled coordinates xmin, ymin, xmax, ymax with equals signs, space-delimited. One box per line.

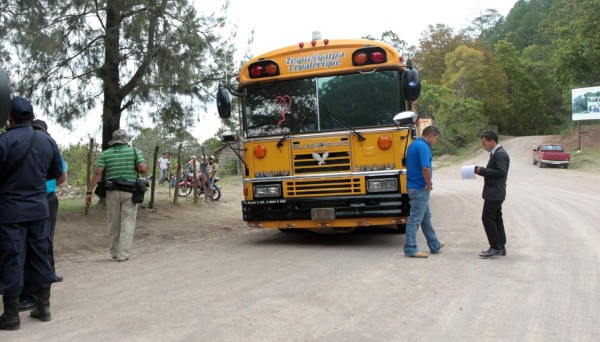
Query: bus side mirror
xmin=393 ymin=111 xmax=418 ymax=126
xmin=220 ymin=130 xmax=239 ymax=144
xmin=0 ymin=66 xmax=11 ymax=127
xmin=216 ymin=87 xmax=231 ymax=119
xmin=402 ymin=68 xmax=421 ymax=101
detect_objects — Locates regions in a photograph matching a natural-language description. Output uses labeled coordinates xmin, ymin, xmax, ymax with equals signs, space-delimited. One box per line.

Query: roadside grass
xmin=59 ymin=198 xmax=87 ymax=213
xmin=435 ymin=139 xmax=484 ymax=168
xmin=567 ymin=147 xmax=600 ymax=171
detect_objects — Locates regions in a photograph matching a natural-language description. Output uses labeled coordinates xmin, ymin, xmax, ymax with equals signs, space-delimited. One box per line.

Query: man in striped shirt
xmin=85 ymin=129 xmax=147 ymax=262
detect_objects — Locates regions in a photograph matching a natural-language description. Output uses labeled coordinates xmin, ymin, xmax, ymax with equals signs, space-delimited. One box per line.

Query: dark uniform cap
xmin=10 ymin=96 xmax=34 ymax=119
xmin=32 ymin=119 xmax=48 ymax=131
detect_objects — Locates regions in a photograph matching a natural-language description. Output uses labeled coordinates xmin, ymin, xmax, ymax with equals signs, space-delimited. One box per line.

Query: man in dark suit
xmin=475 ymin=131 xmax=510 ymax=258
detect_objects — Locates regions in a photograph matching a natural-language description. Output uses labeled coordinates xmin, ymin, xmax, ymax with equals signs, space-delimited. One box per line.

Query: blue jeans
xmin=159 ymin=169 xmax=167 ymax=183
xmin=404 ymin=188 xmax=442 ymax=256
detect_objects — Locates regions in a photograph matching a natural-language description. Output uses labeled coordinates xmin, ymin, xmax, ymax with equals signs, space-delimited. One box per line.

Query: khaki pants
xmin=106 ymin=190 xmax=138 ymax=260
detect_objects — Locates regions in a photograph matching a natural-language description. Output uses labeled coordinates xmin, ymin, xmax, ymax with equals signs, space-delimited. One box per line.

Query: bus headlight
xmin=366 ymin=178 xmax=398 ymax=193
xmin=254 ymin=184 xmax=282 ymax=198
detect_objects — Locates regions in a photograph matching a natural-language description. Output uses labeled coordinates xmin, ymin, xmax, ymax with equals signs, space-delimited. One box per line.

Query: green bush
xmin=61 ymin=142 xmax=101 ymax=187
xmin=220 ymin=160 xmax=239 ymax=176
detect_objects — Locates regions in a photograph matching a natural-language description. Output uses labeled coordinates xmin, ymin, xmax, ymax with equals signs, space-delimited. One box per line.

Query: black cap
xmin=10 ymin=96 xmax=34 ymax=120
xmin=32 ymin=119 xmax=48 ymax=131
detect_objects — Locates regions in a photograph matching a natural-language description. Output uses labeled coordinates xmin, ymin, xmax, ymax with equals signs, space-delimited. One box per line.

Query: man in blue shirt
xmin=0 ymin=97 xmax=63 ymax=330
xmin=404 ymin=125 xmax=444 ymax=258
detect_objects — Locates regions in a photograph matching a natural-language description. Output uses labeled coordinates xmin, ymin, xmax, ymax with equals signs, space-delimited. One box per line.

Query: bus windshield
xmin=244 ymin=71 xmax=401 ymax=137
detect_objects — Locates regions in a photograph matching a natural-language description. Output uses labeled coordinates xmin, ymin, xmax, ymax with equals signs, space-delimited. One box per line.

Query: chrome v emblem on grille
xmin=312 ymin=151 xmax=329 ymax=165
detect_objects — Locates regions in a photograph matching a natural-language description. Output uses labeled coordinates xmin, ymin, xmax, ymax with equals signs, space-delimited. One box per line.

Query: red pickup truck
xmin=533 ymin=144 xmax=571 ymax=168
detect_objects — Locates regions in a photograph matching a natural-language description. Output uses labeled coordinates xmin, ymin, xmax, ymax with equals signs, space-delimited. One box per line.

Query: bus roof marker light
xmin=311 ymin=40 xmax=317 ymax=47
xmin=266 ymin=63 xmax=278 ymax=75
xmin=250 ymin=65 xmax=263 ymax=77
xmin=371 ymin=51 xmax=385 ymax=63
xmin=299 ymin=42 xmax=304 ymax=48
xmin=353 ymin=52 xmax=368 ymax=65
xmin=324 ymin=39 xmax=329 ymax=45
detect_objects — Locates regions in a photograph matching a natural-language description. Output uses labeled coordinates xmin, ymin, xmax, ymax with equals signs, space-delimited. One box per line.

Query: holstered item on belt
xmin=132 ymin=178 xmax=149 ymax=204
xmin=105 ymin=180 xmax=135 ymax=193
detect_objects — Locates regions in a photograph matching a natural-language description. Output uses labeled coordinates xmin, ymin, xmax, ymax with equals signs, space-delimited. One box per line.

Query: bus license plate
xmin=311 ymin=208 xmax=335 ymax=221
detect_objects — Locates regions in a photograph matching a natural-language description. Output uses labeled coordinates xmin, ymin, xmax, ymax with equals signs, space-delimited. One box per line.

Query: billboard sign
xmin=572 ymin=86 xmax=600 ymax=121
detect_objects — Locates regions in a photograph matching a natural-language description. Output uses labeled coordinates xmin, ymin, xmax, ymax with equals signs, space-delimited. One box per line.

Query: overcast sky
xmin=49 ymin=0 xmax=517 ymax=148
xmin=225 ymin=0 xmax=517 ymax=55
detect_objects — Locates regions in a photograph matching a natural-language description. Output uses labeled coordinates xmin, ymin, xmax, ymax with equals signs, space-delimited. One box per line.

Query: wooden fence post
xmin=148 ymin=145 xmax=159 ymax=209
xmin=192 ymin=156 xmax=198 ymax=204
xmin=173 ymin=143 xmax=182 ymax=204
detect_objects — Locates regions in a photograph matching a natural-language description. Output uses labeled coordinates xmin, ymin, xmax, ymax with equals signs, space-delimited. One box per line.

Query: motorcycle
xmin=177 ymin=173 xmax=221 ymax=201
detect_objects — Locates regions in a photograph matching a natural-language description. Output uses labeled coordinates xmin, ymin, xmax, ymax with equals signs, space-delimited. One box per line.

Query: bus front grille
xmin=293 ymin=151 xmax=351 ymax=174
xmin=284 ymin=177 xmax=363 ymax=197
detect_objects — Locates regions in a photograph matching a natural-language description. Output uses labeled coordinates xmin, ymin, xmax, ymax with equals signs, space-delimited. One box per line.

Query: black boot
xmin=30 ymin=288 xmax=51 ymax=322
xmin=19 ymin=298 xmax=37 ymax=312
xmin=0 ymin=297 xmax=20 ymax=331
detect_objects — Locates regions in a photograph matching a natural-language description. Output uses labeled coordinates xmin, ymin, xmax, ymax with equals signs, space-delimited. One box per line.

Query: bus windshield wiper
xmin=325 ymin=103 xmax=366 ymax=141
xmin=276 ymin=113 xmax=310 ymax=147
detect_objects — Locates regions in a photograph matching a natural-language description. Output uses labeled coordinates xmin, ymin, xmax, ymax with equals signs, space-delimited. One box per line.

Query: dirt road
xmin=4 ymin=136 xmax=600 ymax=341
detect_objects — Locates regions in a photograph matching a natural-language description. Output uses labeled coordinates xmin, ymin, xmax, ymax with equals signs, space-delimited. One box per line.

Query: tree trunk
xmin=102 ymin=0 xmax=124 ymax=150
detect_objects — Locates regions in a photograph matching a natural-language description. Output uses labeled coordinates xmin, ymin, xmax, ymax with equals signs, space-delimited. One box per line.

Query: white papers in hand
xmin=461 ymin=165 xmax=476 ymax=180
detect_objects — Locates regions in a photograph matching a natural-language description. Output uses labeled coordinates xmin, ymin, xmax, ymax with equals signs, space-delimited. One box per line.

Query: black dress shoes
xmin=479 ymin=247 xmax=502 ymax=258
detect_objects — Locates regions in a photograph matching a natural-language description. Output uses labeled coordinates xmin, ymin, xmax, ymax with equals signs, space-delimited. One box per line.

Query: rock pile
xmin=56 ymin=184 xmax=83 ymax=199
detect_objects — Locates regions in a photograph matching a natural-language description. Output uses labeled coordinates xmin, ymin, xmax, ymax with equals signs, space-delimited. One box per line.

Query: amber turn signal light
xmin=378 ymin=135 xmax=392 ymax=150
xmin=254 ymin=145 xmax=267 ymax=159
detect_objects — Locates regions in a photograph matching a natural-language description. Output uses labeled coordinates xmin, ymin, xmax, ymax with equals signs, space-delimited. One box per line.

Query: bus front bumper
xmin=242 ymin=193 xmax=409 ymax=229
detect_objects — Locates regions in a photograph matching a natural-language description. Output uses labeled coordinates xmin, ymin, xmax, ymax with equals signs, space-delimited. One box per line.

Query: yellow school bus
xmin=217 ymin=33 xmax=422 ymax=232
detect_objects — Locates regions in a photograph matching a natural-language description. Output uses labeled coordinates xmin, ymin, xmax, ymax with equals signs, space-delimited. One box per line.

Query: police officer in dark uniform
xmin=19 ymin=119 xmax=68 ymax=312
xmin=0 ymin=96 xmax=63 ymax=331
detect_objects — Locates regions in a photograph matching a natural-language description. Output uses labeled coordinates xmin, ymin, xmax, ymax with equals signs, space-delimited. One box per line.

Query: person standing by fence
xmin=207 ymin=155 xmax=219 ymax=188
xmin=158 ymin=152 xmax=169 ymax=186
